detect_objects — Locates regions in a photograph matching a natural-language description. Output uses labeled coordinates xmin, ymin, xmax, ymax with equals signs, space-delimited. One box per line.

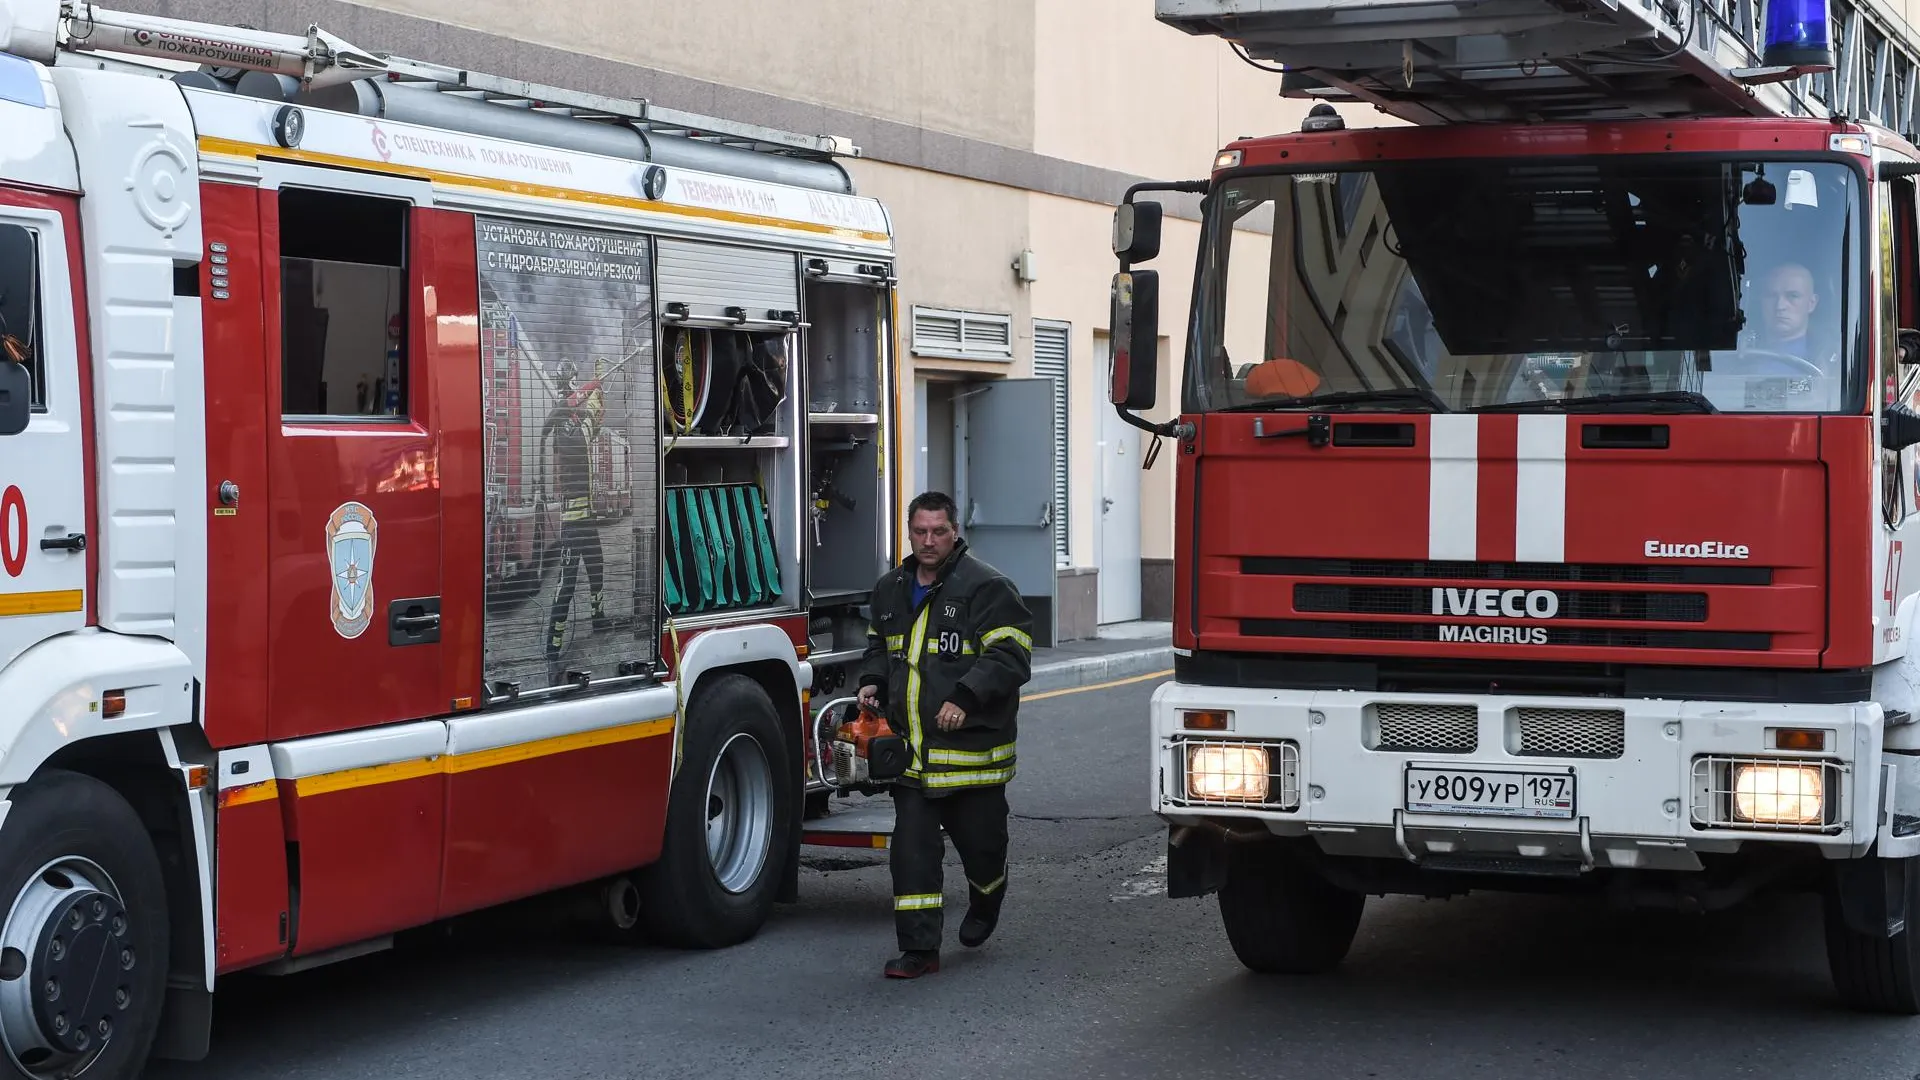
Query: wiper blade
xmin=1217 ymin=386 xmax=1449 ymax=413
xmin=1471 ymin=390 xmax=1718 ymax=415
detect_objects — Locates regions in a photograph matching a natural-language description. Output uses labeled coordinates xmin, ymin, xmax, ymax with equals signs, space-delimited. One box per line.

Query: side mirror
xmin=0 ymin=362 xmax=31 ymax=437
xmin=1109 ymin=270 xmax=1159 ymax=410
xmin=1113 ymin=201 xmax=1163 ymax=264
xmin=1885 ymin=400 xmax=1920 ymax=453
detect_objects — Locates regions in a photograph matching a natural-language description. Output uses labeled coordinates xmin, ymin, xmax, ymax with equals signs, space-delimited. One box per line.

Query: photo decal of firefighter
xmin=475 ymin=217 xmax=659 ymax=690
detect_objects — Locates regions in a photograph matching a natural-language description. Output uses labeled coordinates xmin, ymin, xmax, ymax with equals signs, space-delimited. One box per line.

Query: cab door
xmin=0 ymin=194 xmax=90 ymax=664
xmin=257 ymin=165 xmax=447 ymax=741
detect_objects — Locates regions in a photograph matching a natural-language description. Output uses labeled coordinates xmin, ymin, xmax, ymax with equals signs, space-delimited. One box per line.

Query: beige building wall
xmin=347 ymin=0 xmax=1040 ymax=148
xmin=1032 ymin=0 xmax=1331 ymax=179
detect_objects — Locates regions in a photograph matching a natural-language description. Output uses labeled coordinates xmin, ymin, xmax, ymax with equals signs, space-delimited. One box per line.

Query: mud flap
xmin=777 ymin=807 xmax=802 ymax=904
xmin=152 ymin=983 xmax=212 ymax=1062
xmin=1167 ymin=825 xmax=1228 ymax=899
xmin=1834 ymin=851 xmax=1914 ymax=939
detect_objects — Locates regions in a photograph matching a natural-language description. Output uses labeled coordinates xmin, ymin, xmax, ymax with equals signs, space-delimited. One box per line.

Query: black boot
xmin=883 ymin=950 xmax=940 ymax=979
xmin=959 ymin=885 xmax=1005 ymax=948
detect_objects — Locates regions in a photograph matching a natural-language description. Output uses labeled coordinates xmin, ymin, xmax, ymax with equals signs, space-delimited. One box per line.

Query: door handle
xmin=388 ymin=596 xmax=442 ymax=646
xmin=40 ymin=533 xmax=84 ymax=553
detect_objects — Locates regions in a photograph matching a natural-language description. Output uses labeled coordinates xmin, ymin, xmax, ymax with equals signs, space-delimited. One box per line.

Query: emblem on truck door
xmin=327 ymin=501 xmax=379 ymax=640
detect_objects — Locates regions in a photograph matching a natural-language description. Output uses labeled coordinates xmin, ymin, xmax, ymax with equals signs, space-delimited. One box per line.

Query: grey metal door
xmin=963 ymin=377 xmax=1058 ymax=648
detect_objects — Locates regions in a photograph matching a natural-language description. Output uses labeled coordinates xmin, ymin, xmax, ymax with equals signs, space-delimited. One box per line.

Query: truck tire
xmin=637 ymin=674 xmax=795 ymax=949
xmin=0 ymin=769 xmax=170 ymax=1080
xmin=1824 ymin=857 xmax=1920 ymax=1014
xmin=1217 ymin=841 xmax=1364 ymax=974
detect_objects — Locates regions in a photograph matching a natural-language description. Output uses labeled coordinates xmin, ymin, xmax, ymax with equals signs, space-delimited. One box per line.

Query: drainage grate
xmin=1515 ymin=707 xmax=1626 ymax=759
xmin=1374 ymin=703 xmax=1478 ymax=753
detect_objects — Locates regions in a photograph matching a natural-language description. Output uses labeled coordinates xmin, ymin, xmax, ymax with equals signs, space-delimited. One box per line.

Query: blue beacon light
xmin=1763 ymin=0 xmax=1835 ymax=69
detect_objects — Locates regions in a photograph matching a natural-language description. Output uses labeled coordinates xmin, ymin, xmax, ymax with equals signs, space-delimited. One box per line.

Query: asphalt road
xmin=153 ymin=674 xmax=1920 ymax=1080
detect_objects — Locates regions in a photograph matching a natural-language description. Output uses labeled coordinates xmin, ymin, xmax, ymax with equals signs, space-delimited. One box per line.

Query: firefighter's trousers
xmin=548 ymin=518 xmax=607 ymax=657
xmin=890 ymin=782 xmax=1008 ymax=952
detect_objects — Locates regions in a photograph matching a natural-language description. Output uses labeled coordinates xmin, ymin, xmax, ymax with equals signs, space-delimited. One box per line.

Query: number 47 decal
xmin=1888 ymin=539 xmax=1905 ymax=618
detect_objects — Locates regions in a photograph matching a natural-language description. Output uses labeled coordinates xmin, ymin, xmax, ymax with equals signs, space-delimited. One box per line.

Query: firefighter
xmin=856 ymin=491 xmax=1034 ymax=979
xmin=543 ymin=362 xmax=610 ymax=675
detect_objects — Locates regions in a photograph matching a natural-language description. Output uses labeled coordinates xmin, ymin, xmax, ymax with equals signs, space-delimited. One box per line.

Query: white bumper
xmin=1152 ymin=680 xmax=1900 ymax=871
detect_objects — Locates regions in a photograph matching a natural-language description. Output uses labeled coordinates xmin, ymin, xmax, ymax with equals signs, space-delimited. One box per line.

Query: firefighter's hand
xmin=858 ymin=683 xmax=880 ymax=710
xmin=936 ymin=702 xmax=966 ymax=732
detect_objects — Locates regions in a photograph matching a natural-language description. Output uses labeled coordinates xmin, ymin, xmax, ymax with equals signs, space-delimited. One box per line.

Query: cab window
xmin=0 ymin=223 xmax=46 ymax=411
xmin=277 ymin=188 xmax=410 ymax=419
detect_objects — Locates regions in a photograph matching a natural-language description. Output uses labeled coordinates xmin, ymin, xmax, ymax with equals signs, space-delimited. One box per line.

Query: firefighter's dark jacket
xmin=857 ymin=539 xmax=1033 ymax=793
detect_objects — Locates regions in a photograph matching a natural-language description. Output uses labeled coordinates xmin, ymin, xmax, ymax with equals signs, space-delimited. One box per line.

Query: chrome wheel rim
xmin=705 ymin=732 xmax=774 ymax=894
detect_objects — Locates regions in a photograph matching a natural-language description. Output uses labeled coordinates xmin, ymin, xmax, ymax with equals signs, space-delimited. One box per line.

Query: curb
xmin=1024 ymin=645 xmax=1173 ymax=696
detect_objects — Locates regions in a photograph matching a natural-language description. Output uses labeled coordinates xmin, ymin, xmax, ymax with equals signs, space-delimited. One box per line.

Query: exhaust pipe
xmin=554 ymin=873 xmax=643 ymax=934
xmin=602 ymin=875 xmax=640 ymax=932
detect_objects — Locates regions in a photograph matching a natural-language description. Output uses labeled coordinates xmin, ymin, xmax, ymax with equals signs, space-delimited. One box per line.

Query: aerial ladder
xmin=1154 ymin=0 xmax=1920 ymax=134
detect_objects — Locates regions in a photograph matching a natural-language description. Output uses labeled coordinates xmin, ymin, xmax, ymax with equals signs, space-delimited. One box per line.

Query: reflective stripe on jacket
xmin=857 ymin=539 xmax=1034 ymax=794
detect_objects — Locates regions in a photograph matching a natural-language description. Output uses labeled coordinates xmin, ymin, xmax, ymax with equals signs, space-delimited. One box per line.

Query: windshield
xmin=1187 ymin=156 xmax=1866 ymax=414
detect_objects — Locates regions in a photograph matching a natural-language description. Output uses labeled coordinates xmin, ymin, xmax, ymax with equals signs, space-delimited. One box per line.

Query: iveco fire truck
xmin=1115 ymin=0 xmax=1920 ymax=1012
xmin=0 ymin=1 xmax=907 ymax=1075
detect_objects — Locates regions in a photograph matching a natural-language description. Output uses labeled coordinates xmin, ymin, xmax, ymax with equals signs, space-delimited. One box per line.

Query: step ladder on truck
xmin=0 ymin=1 xmax=905 ymax=1075
xmin=1117 ymin=0 xmax=1920 ymax=1011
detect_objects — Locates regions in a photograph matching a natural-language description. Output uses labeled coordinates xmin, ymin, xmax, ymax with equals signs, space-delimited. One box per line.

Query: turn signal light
xmin=1181 ymin=709 xmax=1230 ymax=731
xmin=1772 ymin=728 xmax=1827 ymax=751
xmin=102 ymin=690 xmax=125 ymax=719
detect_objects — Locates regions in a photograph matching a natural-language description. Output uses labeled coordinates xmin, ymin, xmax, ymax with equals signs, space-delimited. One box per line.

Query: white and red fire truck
xmin=0 ymin=1 xmax=907 ymax=1074
xmin=1117 ymin=0 xmax=1920 ymax=1012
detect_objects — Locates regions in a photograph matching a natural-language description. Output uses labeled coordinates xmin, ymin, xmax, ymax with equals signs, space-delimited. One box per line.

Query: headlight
xmin=1187 ymin=744 xmax=1269 ymax=801
xmin=1733 ymin=762 xmax=1824 ymax=825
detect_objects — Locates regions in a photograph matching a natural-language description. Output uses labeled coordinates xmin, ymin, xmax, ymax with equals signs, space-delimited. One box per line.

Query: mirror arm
xmin=1113 ymin=404 xmax=1190 ymax=440
xmin=1116 ymin=180 xmax=1209 ymax=271
xmin=1123 ymin=179 xmax=1209 ymax=204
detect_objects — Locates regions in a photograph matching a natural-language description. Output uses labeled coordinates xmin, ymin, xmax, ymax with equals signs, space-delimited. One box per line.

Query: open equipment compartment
xmin=657 ymin=238 xmax=804 ymax=623
xmin=802 ymin=256 xmax=898 ymax=669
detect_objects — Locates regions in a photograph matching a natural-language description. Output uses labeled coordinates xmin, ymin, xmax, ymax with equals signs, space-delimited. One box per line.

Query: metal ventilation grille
xmin=1373 ymin=703 xmax=1478 ymax=753
xmin=1514 ymin=708 xmax=1626 ymax=759
xmin=1032 ymin=320 xmax=1070 ymax=567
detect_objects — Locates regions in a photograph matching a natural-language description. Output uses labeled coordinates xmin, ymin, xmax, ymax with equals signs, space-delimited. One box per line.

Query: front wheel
xmin=1217 ymin=841 xmax=1364 ymax=975
xmin=0 ymin=769 xmax=170 ymax=1080
xmin=1824 ymin=855 xmax=1920 ymax=1014
xmin=637 ymin=674 xmax=795 ymax=949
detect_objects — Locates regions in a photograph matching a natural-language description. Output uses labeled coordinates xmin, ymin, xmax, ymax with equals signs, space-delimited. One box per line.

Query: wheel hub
xmin=0 ymin=859 xmax=136 ymax=1078
xmin=30 ymin=890 xmax=131 ymax=1056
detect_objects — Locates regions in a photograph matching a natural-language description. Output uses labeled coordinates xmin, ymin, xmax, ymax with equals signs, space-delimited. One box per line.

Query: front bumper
xmin=1152 ymin=679 xmax=1893 ymax=871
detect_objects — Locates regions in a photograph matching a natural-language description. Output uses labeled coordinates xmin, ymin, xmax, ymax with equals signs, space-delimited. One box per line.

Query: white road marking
xmin=1109 ymin=854 xmax=1167 ymax=902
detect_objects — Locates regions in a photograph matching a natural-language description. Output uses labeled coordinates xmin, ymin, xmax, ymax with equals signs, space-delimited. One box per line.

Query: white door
xmin=0 ymin=206 xmax=90 ymax=668
xmin=1095 ymin=337 xmax=1142 ymax=624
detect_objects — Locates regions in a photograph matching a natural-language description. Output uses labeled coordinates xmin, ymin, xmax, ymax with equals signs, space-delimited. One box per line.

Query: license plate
xmin=1403 ymin=765 xmax=1575 ymax=820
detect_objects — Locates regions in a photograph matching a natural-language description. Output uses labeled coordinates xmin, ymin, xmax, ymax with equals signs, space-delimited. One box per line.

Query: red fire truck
xmin=1119 ymin=0 xmax=1920 ymax=1013
xmin=0 ymin=1 xmax=907 ymax=1074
